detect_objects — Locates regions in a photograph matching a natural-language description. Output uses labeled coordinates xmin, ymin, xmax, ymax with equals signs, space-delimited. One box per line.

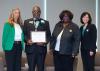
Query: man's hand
xmin=27 ymin=40 xmax=33 ymax=45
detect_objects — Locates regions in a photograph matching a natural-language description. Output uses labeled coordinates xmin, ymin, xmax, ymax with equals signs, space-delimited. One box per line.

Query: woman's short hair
xmin=80 ymin=12 xmax=92 ymax=24
xmin=59 ymin=10 xmax=73 ymax=21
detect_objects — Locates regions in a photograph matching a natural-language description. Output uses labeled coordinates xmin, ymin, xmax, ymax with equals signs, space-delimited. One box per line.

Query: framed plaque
xmin=31 ymin=31 xmax=46 ymax=43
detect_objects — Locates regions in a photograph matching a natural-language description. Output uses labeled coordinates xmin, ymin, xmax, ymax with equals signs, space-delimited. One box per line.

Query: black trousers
xmin=81 ymin=49 xmax=95 ymax=71
xmin=5 ymin=42 xmax=22 ymax=71
xmin=26 ymin=45 xmax=47 ymax=71
xmin=53 ymin=51 xmax=74 ymax=71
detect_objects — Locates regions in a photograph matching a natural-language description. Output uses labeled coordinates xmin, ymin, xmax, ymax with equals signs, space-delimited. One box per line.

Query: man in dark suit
xmin=23 ymin=5 xmax=51 ymax=71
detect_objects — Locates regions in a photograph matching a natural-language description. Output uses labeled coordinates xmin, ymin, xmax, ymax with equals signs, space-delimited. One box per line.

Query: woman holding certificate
xmin=50 ymin=10 xmax=80 ymax=71
xmin=23 ymin=5 xmax=51 ymax=71
xmin=2 ymin=8 xmax=24 ymax=71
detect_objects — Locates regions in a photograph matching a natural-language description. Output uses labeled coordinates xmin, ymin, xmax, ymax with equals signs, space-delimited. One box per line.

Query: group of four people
xmin=2 ymin=5 xmax=97 ymax=71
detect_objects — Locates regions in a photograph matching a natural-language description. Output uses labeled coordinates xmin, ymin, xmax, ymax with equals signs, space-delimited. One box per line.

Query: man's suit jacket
xmin=80 ymin=24 xmax=97 ymax=52
xmin=23 ymin=18 xmax=51 ymax=53
xmin=50 ymin=21 xmax=80 ymax=56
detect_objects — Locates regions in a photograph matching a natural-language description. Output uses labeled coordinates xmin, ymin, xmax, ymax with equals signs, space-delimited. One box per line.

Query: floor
xmin=0 ymin=53 xmax=83 ymax=71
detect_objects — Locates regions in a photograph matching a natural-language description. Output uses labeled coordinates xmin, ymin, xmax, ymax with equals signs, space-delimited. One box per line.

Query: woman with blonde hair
xmin=2 ymin=8 xmax=24 ymax=71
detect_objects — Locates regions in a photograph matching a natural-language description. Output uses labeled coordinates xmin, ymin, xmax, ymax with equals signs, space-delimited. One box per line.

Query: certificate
xmin=31 ymin=31 xmax=46 ymax=43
